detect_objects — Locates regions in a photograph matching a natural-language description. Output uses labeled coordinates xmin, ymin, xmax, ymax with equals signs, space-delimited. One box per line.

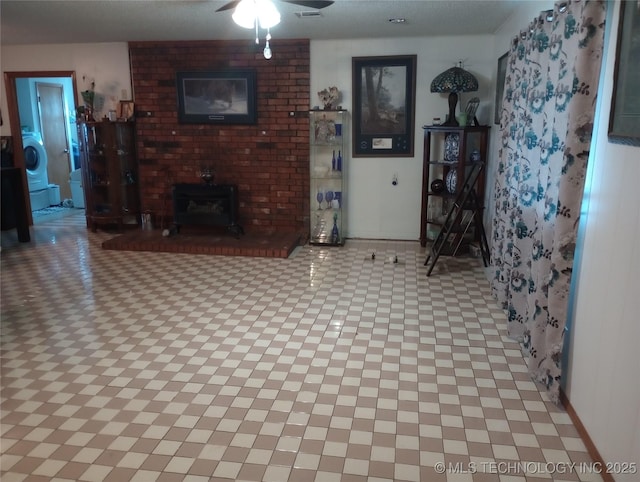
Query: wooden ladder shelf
xmin=424 ymin=162 xmax=490 ymax=276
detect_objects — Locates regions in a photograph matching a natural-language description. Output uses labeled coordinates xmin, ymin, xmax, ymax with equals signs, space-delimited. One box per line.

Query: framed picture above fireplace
xmin=176 ymin=70 xmax=257 ymax=124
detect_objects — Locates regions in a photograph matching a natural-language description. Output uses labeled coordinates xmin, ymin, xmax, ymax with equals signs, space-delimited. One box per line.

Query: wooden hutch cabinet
xmin=77 ymin=120 xmax=140 ymax=232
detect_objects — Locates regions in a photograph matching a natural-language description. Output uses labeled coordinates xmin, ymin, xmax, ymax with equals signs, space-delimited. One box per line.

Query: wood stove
xmin=172 ymin=183 xmax=244 ymax=237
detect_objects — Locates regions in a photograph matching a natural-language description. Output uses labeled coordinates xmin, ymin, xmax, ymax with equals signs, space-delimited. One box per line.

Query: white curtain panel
xmin=490 ymin=0 xmax=606 ymax=402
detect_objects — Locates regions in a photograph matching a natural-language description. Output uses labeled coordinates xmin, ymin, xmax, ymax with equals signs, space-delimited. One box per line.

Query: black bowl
xmin=430 ymin=179 xmax=445 ymax=193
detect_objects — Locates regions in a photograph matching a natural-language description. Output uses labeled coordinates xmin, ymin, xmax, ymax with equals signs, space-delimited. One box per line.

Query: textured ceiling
xmin=1 ymin=0 xmax=526 ymax=46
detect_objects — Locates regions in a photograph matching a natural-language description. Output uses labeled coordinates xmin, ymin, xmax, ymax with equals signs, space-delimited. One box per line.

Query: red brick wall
xmin=128 ymin=39 xmax=310 ymax=234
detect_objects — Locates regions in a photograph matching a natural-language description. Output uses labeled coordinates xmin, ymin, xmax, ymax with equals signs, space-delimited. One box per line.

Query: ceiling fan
xmin=215 ymin=0 xmax=335 ymax=13
xmin=216 ymin=0 xmax=334 ymax=59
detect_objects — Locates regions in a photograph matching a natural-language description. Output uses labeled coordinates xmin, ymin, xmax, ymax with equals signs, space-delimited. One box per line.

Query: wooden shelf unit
xmin=77 ymin=120 xmax=140 ymax=232
xmin=420 ymin=125 xmax=489 ymax=247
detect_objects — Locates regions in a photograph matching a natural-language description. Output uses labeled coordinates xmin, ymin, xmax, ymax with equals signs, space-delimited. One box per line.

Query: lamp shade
xmin=430 ymin=65 xmax=478 ymax=126
xmin=430 ymin=66 xmax=478 ymax=93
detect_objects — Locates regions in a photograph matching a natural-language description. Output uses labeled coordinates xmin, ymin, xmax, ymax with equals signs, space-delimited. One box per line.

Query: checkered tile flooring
xmin=1 ymin=213 xmax=600 ymax=481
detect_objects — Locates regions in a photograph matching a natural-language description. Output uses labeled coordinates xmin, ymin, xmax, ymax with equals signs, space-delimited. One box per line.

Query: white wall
xmin=311 ymin=35 xmax=495 ymax=240
xmin=565 ymin=1 xmax=640 ymax=478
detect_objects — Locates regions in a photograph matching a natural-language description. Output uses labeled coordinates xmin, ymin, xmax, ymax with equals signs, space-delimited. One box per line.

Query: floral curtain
xmin=491 ymin=0 xmax=606 ymax=402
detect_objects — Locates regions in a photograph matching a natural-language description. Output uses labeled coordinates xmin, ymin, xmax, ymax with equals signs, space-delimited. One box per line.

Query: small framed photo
xmin=118 ymin=101 xmax=135 ymax=121
xmin=465 ymin=97 xmax=480 ymax=126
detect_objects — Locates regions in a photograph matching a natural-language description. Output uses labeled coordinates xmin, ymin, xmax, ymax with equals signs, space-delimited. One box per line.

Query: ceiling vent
xmin=295 ymin=11 xmax=323 ymax=18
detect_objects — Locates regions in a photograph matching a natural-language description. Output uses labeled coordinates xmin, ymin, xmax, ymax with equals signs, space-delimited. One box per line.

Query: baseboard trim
xmin=560 ymin=389 xmax=614 ymax=482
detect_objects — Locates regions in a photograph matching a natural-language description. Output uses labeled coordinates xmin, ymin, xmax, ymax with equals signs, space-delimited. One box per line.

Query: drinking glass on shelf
xmin=325 ymin=189 xmax=334 ymax=209
xmin=316 ymin=188 xmax=324 ymax=210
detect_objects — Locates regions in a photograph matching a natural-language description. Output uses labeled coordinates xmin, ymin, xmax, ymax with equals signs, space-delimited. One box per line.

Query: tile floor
xmin=0 ymin=213 xmax=600 ymax=481
xmin=31 ymin=206 xmax=81 ymax=225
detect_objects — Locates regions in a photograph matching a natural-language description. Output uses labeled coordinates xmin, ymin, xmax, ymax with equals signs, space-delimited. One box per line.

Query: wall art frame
xmin=176 ymin=70 xmax=257 ymax=125
xmin=465 ymin=97 xmax=480 ymax=126
xmin=352 ymin=55 xmax=417 ymax=157
xmin=494 ymin=52 xmax=508 ymax=125
xmin=117 ymin=101 xmax=135 ymax=121
xmin=608 ymin=1 xmax=640 ymax=146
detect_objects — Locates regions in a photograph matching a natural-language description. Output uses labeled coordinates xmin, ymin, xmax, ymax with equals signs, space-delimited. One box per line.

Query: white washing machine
xmin=22 ymin=132 xmax=50 ymax=211
xmin=23 ymin=132 xmax=49 ymax=191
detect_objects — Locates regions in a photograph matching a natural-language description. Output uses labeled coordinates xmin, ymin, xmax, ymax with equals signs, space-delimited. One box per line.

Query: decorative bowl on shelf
xmin=445 ymin=170 xmax=457 ymax=193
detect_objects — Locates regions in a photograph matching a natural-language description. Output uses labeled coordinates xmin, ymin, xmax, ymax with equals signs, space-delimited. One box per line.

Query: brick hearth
xmin=101 ymin=227 xmax=302 ymax=258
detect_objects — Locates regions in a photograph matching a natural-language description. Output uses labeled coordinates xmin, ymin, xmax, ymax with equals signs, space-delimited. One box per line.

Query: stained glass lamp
xmin=430 ymin=63 xmax=478 ymax=126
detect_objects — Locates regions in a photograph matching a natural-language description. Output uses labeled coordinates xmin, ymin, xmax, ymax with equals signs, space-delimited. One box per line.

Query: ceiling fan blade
xmin=216 ymin=0 xmax=334 ymax=14
xmin=216 ymin=0 xmax=241 ymax=12
xmin=282 ymin=0 xmax=335 ymax=9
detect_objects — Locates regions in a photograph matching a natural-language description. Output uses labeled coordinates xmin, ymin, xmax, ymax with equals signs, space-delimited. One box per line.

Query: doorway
xmin=4 ymin=71 xmax=79 ymax=224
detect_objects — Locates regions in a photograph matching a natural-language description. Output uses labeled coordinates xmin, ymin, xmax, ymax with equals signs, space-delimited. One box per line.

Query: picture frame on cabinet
xmin=494 ymin=52 xmax=508 ymax=125
xmin=465 ymin=97 xmax=480 ymax=126
xmin=176 ymin=70 xmax=257 ymax=125
xmin=608 ymin=0 xmax=640 ymax=146
xmin=118 ymin=101 xmax=135 ymax=121
xmin=352 ymin=55 xmax=417 ymax=157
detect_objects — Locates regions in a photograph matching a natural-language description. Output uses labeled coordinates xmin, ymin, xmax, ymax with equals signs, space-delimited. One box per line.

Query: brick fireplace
xmin=128 ymin=39 xmax=311 ymax=239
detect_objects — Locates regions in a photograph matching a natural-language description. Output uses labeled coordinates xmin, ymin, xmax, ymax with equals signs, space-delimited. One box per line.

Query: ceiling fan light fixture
xmin=232 ymin=0 xmax=281 ymax=29
xmin=258 ymin=0 xmax=281 ymax=29
xmin=232 ymin=0 xmax=256 ymax=28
